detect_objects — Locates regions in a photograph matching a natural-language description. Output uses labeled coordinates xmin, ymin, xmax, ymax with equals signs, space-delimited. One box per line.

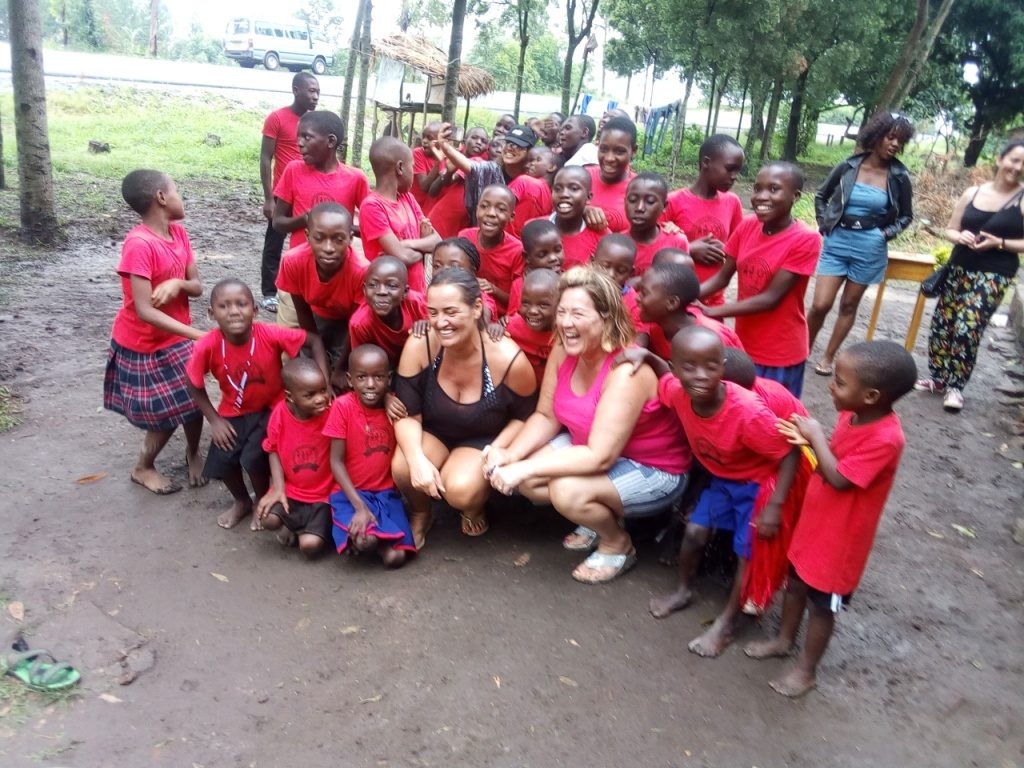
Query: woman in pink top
xmin=483 ymin=267 xmax=690 ymax=583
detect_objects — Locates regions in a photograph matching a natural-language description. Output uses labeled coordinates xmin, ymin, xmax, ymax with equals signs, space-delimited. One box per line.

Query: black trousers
xmin=261 ymin=221 xmax=287 ymax=297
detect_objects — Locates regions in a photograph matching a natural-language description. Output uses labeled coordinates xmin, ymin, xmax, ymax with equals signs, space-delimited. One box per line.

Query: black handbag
xmin=920 ymin=264 xmax=950 ymax=298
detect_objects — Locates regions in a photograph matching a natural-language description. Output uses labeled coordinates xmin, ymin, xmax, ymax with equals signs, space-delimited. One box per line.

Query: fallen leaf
xmin=981 ymin=432 xmax=995 ymax=437
xmin=971 ymin=568 xmax=984 ymax=579
xmin=443 ymin=556 xmax=464 ymax=562
xmin=339 ymin=625 xmax=361 ymax=635
xmin=684 ymin=750 xmax=693 ymax=757
xmin=513 ymin=552 xmax=531 ymax=567
xmin=210 ymin=572 xmax=230 ymax=582
xmin=7 ymin=601 xmax=24 ymax=621
xmin=970 ymin=659 xmax=983 ymax=670
xmin=492 ymin=675 xmax=501 ymax=688
xmin=926 ymin=530 xmax=945 ymax=539
xmin=360 ymin=694 xmax=383 ymax=704
xmin=951 ymin=524 xmax=976 ymax=538
xmin=650 ymin=727 xmax=664 ymax=733
xmin=99 ymin=693 xmax=123 ymax=704
xmin=558 ymin=676 xmax=578 ymax=687
xmin=76 ymin=472 xmax=108 ymax=484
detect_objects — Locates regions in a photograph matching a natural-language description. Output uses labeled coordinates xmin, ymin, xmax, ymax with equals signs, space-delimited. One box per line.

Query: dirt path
xmin=1 ymin=178 xmax=1022 ymax=768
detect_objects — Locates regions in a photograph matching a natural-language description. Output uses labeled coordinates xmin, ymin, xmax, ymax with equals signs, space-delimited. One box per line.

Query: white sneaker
xmin=943 ymin=388 xmax=964 ymax=412
xmin=914 ymin=378 xmax=945 ymax=393
xmin=259 ymin=296 xmax=279 ymax=313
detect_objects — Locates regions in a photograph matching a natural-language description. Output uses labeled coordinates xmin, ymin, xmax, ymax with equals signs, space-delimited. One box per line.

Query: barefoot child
xmin=626 ymin=172 xmax=690 ymax=274
xmin=255 ymin=358 xmax=336 ymax=556
xmin=592 ymin=234 xmax=647 ymax=341
xmin=505 ymin=268 xmax=559 ymax=383
xmin=326 ymin=344 xmax=415 ymax=566
xmin=360 ymin=137 xmax=441 ymax=294
xmin=649 ymin=327 xmax=798 ymax=658
xmin=745 ymin=341 xmax=915 ymax=697
xmin=104 ymin=169 xmax=206 ymax=495
xmin=664 ymin=135 xmax=745 ymax=305
xmin=458 ymin=186 xmax=524 ymax=313
xmin=699 ymin=162 xmax=821 ymax=397
xmin=347 ymin=256 xmax=427 ymax=367
xmin=187 ymin=279 xmax=329 ymax=529
xmin=506 ymin=218 xmax=564 ymax=315
xmin=552 ymin=166 xmax=608 ymax=269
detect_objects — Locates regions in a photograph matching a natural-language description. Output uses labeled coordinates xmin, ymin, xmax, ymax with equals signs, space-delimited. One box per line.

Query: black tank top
xmin=949 ymin=188 xmax=1024 ymax=277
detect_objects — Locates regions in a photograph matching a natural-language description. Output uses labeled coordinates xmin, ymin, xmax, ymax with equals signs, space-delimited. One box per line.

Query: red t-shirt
xmin=505 ymin=314 xmax=554 ymax=384
xmin=411 ymin=147 xmax=438 ymax=214
xmin=458 ymin=227 xmax=524 ymax=313
xmin=187 ymin=323 xmax=306 ymax=417
xmin=261 ymin=401 xmax=337 ymax=503
xmin=789 ymin=411 xmax=905 ymax=594
xmin=275 ymin=242 xmax=368 ymax=320
xmin=647 ymin=307 xmax=744 ymax=359
xmin=560 ymin=222 xmax=609 ymax=269
xmin=632 ymin=227 xmax=691 ymax=275
xmin=111 ymin=223 xmax=195 ymax=354
xmin=752 ymin=376 xmax=808 ymax=419
xmin=429 ymin=178 xmax=470 ymax=238
xmin=725 ymin=216 xmax=820 ymax=367
xmin=665 ymin=188 xmax=743 ymax=303
xmin=658 ymin=376 xmax=790 ymax=482
xmin=360 ymin=191 xmax=427 ymax=294
xmin=273 ymin=161 xmax=370 ymax=248
xmin=507 ymin=175 xmax=553 ymax=237
xmin=506 ymin=275 xmax=524 ymax=316
xmin=262 ymin=106 xmax=303 ymax=188
xmin=587 ymin=166 xmax=636 ymax=233
xmin=621 ymin=286 xmax=648 ymax=335
xmin=322 ymin=392 xmax=396 ymax=491
xmin=348 ymin=292 xmax=427 ymax=365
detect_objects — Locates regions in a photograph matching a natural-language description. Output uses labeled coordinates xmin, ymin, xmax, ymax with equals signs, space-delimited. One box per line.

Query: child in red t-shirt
xmin=700 ymin=162 xmax=821 ymax=397
xmin=506 ymin=219 xmax=564 ymax=316
xmin=552 ymin=166 xmax=609 ymax=269
xmin=104 ymin=170 xmax=206 ymax=495
xmin=505 ymin=268 xmax=558 ymax=384
xmin=428 ymin=127 xmax=489 ymax=238
xmin=411 ymin=121 xmax=443 ymax=214
xmin=347 ymin=256 xmax=426 ymax=367
xmin=325 ymin=344 xmax=414 ymax=567
xmin=527 ymin=146 xmax=560 ymax=188
xmin=272 ymin=111 xmax=370 ymax=249
xmin=583 ymin=117 xmax=639 ymax=233
xmin=646 ymin=327 xmax=799 ymax=659
xmin=664 ymin=135 xmax=745 ymax=305
xmin=626 ymin=172 xmax=690 ymax=275
xmin=255 ymin=358 xmax=336 ymax=557
xmin=592 ymin=234 xmax=648 ymax=342
xmin=745 ymin=341 xmax=915 ymax=698
xmin=360 ymin=137 xmax=441 ymax=294
xmin=187 ymin=279 xmax=329 ymax=530
xmin=458 ymin=185 xmax=524 ymax=313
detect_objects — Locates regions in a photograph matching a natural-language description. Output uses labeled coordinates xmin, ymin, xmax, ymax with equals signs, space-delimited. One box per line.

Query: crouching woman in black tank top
xmin=392 ymin=267 xmax=538 ymax=547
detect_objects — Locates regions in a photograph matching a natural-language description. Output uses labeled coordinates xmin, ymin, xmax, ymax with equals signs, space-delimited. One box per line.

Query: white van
xmin=224 ymin=18 xmax=335 ymax=75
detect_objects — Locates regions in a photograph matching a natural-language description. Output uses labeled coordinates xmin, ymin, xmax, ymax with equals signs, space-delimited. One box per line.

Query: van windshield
xmin=230 ymin=19 xmax=249 ymax=34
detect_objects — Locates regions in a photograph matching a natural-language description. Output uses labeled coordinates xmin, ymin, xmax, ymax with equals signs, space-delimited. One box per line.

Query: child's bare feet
xmin=649 ymin=586 xmax=692 ymax=619
xmin=130 ymin=467 xmax=181 ymax=495
xmin=769 ymin=666 xmax=817 ymax=697
xmin=218 ymin=499 xmax=252 ymax=529
xmin=687 ymin=616 xmax=735 ymax=658
xmin=186 ymin=450 xmax=208 ymax=488
xmin=744 ymin=637 xmax=795 ymax=659
xmin=379 ymin=543 xmax=407 ymax=568
xmin=276 ymin=528 xmax=297 ymax=547
xmin=250 ymin=513 xmax=265 ymax=532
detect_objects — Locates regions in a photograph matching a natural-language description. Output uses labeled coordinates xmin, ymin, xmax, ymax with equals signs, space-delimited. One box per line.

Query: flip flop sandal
xmin=2 ymin=648 xmax=81 ymax=692
xmin=813 ymin=363 xmax=834 ymax=377
xmin=460 ymin=514 xmax=489 ymax=537
xmin=571 ymin=549 xmax=638 ymax=584
xmin=562 ymin=525 xmax=598 ymax=551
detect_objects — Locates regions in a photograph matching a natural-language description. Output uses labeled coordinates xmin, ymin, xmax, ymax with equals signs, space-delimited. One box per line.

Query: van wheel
xmin=312 ymin=57 xmax=327 ymax=75
xmin=264 ymin=52 xmax=280 ymax=70
xmin=239 ymin=61 xmax=256 ymax=69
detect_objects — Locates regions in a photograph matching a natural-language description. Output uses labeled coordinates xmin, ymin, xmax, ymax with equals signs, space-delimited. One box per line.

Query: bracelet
xmin=1002 ymin=238 xmax=1006 ymax=249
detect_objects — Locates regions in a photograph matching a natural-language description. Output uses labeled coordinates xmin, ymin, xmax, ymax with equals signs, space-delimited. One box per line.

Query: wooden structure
xmin=865 ymin=251 xmax=937 ymax=351
xmin=370 ymin=34 xmax=496 ymax=143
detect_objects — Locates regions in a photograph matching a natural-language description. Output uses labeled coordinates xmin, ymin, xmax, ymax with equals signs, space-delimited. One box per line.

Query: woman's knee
xmin=548 ymin=476 xmax=616 ymax=517
xmin=441 ymin=463 xmax=490 ymax=510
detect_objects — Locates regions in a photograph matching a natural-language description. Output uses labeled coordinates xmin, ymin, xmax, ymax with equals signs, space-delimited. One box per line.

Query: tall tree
xmin=351 ymin=0 xmax=372 ymax=167
xmin=148 ymin=0 xmax=157 ymax=56
xmin=339 ymin=0 xmax=368 ymax=162
xmin=442 ymin=0 xmax=468 ymax=123
xmin=8 ymin=0 xmax=59 ymax=243
xmin=511 ymin=0 xmax=533 ymax=121
xmin=560 ymin=0 xmax=599 ymax=114
xmin=874 ymin=0 xmax=956 ymax=111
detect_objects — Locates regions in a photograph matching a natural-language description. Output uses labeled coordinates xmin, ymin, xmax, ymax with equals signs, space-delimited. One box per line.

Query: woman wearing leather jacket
xmin=806 ymin=112 xmax=915 ymax=376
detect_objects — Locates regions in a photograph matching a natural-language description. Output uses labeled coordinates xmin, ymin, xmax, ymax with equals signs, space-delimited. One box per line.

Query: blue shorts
xmin=817 ymin=228 xmax=888 ymax=285
xmin=754 ymin=362 xmax=805 ymax=398
xmin=330 ymin=488 xmax=415 ymax=553
xmin=690 ymin=476 xmax=760 ymax=558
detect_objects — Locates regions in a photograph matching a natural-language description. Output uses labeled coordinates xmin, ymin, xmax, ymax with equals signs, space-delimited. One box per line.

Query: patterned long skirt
xmin=927 ymin=265 xmax=1014 ymax=391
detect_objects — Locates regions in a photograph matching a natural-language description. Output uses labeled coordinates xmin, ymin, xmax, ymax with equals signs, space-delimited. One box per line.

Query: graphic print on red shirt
xmin=664 ymin=188 xmax=743 ymax=304
xmin=262 ymin=401 xmax=337 ymax=502
xmin=273 ymin=161 xmax=370 ymax=248
xmin=322 ymin=392 xmax=397 ymax=491
xmin=275 ymin=242 xmax=368 ymax=320
xmin=348 ymin=292 xmax=427 ymax=365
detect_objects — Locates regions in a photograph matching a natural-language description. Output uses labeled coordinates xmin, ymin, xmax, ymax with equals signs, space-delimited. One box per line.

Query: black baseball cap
xmin=504 ymin=125 xmax=538 ymax=148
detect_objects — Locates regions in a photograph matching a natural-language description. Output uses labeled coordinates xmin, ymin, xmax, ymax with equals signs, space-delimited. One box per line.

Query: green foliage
xmin=167 ymin=23 xmax=222 ymax=64
xmin=467 ymin=19 xmax=564 ymax=95
xmin=294 ymin=0 xmax=345 ymax=47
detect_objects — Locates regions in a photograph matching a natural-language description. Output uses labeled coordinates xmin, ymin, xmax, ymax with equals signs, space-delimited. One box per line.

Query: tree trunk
xmin=711 ymin=70 xmax=729 ymax=135
xmin=735 ymin=78 xmax=747 ymax=141
xmin=892 ymin=0 xmax=956 ymax=107
xmin=560 ymin=0 xmax=599 ymax=115
xmin=58 ymin=1 xmax=68 ymax=47
xmin=9 ymin=0 xmax=59 ymax=243
xmin=0 ymin=106 xmax=5 ymax=189
xmin=624 ymin=72 xmax=631 ymax=102
xmin=760 ymin=76 xmax=783 ymax=163
xmin=874 ymin=0 xmax=956 ymax=112
xmin=561 ymin=50 xmax=575 ymax=116
xmin=782 ymin=67 xmax=810 ymax=161
xmin=704 ymin=69 xmax=716 ymax=138
xmin=442 ymin=0 xmax=467 ymax=124
xmin=669 ymin=63 xmax=698 ymax=180
xmin=339 ymin=0 xmax=368 ymax=162
xmin=149 ymin=0 xmax=159 ymax=56
xmin=351 ymin=1 xmax=372 ymax=169
xmin=513 ymin=4 xmax=530 ymax=122
xmin=963 ymin=109 xmax=991 ymax=167
xmin=744 ymin=79 xmax=766 ymax=158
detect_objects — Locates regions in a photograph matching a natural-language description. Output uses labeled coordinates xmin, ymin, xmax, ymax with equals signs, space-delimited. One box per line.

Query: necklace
xmin=222 ymin=336 xmax=256 ymax=412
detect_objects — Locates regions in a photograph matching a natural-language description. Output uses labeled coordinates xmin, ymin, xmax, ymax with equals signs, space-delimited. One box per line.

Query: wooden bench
xmin=865 ymin=251 xmax=937 ymax=352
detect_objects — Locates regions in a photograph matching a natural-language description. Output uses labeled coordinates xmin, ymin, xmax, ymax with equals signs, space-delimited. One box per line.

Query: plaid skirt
xmin=103 ymin=339 xmax=202 ymax=431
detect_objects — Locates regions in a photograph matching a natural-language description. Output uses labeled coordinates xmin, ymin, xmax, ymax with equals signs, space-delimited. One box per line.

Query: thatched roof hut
xmin=371 ymin=33 xmax=495 ymax=100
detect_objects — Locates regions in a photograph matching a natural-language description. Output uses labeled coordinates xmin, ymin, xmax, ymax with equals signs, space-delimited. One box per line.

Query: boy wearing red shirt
xmin=348 ymin=256 xmax=427 ymax=366
xmin=506 ymin=219 xmax=564 ymax=315
xmin=428 ymin=127 xmax=489 ymax=238
xmin=187 ymin=279 xmax=329 ymax=530
xmin=746 ymin=341 xmax=915 ymax=698
xmin=591 ymin=234 xmax=648 ymax=341
xmin=505 ymin=268 xmax=558 ymax=384
xmin=360 ymin=137 xmax=440 ymax=295
xmin=411 ymin=121 xmax=443 ymax=214
xmin=626 ymin=172 xmax=690 ymax=275
xmin=552 ymin=166 xmax=608 ymax=269
xmin=259 ymin=73 xmax=318 ymax=310
xmin=326 ymin=344 xmax=415 ymax=567
xmin=648 ymin=327 xmax=799 ymax=659
xmin=459 ymin=185 xmax=524 ymax=313
xmin=664 ymin=135 xmax=745 ymax=305
xmin=584 ymin=117 xmax=639 ymax=233
xmin=700 ymin=162 xmax=821 ymax=397
xmin=255 ymin=359 xmax=336 ymax=557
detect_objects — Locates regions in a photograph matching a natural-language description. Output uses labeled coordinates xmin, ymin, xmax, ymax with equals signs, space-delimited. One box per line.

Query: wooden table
xmin=865 ymin=251 xmax=937 ymax=351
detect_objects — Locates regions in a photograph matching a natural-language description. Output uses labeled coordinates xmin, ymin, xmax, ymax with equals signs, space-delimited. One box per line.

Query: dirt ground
xmin=1 ymin=175 xmax=1023 ymax=768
